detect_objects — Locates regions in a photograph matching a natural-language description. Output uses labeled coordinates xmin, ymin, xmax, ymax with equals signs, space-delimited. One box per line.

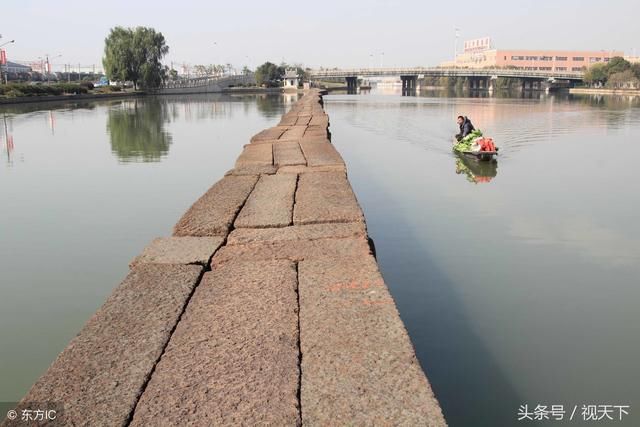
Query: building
xmin=283 ymin=69 xmax=300 ymax=89
xmin=0 ymin=60 xmax=32 ymax=74
xmin=443 ymin=37 xmax=624 ymax=71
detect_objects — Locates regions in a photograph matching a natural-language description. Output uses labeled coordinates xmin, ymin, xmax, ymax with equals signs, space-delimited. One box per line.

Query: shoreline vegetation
xmin=0 ymin=86 xmax=299 ymax=106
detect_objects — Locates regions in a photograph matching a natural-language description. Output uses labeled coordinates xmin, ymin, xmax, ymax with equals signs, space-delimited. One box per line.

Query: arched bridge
xmin=308 ymin=67 xmax=585 ymax=91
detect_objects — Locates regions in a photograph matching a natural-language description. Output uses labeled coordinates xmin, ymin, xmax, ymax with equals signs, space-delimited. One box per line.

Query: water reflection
xmin=454 ymin=153 xmax=498 ymax=184
xmin=107 ymin=99 xmax=172 ymax=163
xmin=2 ymin=114 xmax=15 ymax=166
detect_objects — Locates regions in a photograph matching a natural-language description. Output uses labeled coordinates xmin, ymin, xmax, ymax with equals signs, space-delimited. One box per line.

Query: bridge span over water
xmin=308 ymin=67 xmax=585 ymax=91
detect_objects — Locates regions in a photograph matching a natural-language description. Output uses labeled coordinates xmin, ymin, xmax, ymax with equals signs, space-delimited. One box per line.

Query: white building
xmin=283 ymin=69 xmax=300 ymax=89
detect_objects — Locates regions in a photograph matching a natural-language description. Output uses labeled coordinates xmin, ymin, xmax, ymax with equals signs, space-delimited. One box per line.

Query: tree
xmin=631 ymin=63 xmax=640 ymax=80
xmin=255 ymin=62 xmax=284 ymax=87
xmin=606 ymin=70 xmax=640 ymax=89
xmin=584 ymin=63 xmax=608 ymax=86
xmin=605 ymin=56 xmax=631 ymax=75
xmin=102 ymin=26 xmax=169 ymax=90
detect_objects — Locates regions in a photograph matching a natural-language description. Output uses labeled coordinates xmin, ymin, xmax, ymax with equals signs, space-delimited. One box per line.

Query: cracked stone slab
xmin=293 ymin=171 xmax=364 ymax=225
xmin=274 ymin=141 xmax=306 ymax=166
xmin=174 ymin=175 xmax=258 ymax=236
xmin=250 ymin=126 xmax=287 ymax=142
xmin=227 ymin=222 xmax=367 ymax=245
xmin=130 ymin=260 xmax=299 ymax=426
xmin=278 ymin=126 xmax=307 ymax=141
xmin=212 ymin=237 xmax=371 ymax=267
xmin=17 ymin=264 xmax=203 ymax=427
xmin=299 ymin=255 xmax=447 ymax=426
xmin=234 ymin=174 xmax=297 ymax=228
xmin=235 ymin=143 xmax=273 ymax=167
xmin=130 ymin=236 xmax=225 ymax=267
xmin=299 ymin=141 xmax=344 ymax=167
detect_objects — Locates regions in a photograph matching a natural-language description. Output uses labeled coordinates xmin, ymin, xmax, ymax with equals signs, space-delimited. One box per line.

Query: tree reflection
xmin=107 ymin=99 xmax=172 ymax=162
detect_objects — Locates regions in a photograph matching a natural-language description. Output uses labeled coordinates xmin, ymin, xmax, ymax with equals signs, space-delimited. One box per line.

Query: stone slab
xmin=225 ymin=164 xmax=277 ymax=176
xmin=273 ymin=141 xmax=306 ymax=166
xmin=278 ymin=126 xmax=307 ymax=141
xmin=278 ymin=115 xmax=297 ymax=126
xmin=293 ymin=171 xmax=364 ymax=225
xmin=299 ymin=256 xmax=447 ymax=426
xmin=130 ymin=236 xmax=225 ymax=267
xmin=212 ymin=237 xmax=371 ymax=267
xmin=17 ymin=264 xmax=203 ymax=427
xmin=234 ymin=174 xmax=296 ymax=228
xmin=235 ymin=143 xmax=273 ymax=167
xmin=299 ymin=141 xmax=344 ymax=167
xmin=227 ymin=222 xmax=367 ymax=245
xmin=277 ymin=164 xmax=345 ymax=174
xmin=304 ymin=126 xmax=328 ymax=138
xmin=309 ymin=115 xmax=329 ymax=127
xmin=174 ymin=175 xmax=258 ymax=237
xmin=250 ymin=126 xmax=287 ymax=142
xmin=300 ymin=135 xmax=331 ymax=144
xmin=130 ymin=261 xmax=300 ymax=426
xmin=295 ymin=115 xmax=311 ymax=126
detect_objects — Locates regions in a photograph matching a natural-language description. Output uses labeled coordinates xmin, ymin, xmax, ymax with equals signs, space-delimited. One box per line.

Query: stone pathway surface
xmin=10 ymin=90 xmax=447 ymax=427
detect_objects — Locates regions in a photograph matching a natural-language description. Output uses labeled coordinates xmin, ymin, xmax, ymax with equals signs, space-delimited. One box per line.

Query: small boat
xmin=452 ymin=139 xmax=499 ymax=161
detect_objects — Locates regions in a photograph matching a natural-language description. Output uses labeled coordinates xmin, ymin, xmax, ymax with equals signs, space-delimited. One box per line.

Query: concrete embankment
xmin=569 ymin=87 xmax=640 ymax=95
xmin=7 ymin=90 xmax=446 ymax=426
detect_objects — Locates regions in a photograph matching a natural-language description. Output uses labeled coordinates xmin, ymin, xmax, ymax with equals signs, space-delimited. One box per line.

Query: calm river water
xmin=1 ymin=90 xmax=639 ymax=426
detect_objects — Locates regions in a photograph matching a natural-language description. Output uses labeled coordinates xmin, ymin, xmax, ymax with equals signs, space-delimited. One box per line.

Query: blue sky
xmin=2 ymin=0 xmax=639 ymax=71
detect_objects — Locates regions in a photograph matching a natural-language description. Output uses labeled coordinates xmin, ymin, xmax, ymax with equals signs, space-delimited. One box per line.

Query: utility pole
xmin=78 ymin=63 xmax=81 ymax=81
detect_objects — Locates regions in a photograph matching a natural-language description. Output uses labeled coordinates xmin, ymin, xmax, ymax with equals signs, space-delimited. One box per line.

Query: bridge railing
xmin=308 ymin=67 xmax=584 ymax=80
xmin=161 ymin=73 xmax=255 ymax=89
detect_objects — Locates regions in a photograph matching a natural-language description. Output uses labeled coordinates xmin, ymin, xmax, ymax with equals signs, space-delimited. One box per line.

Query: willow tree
xmin=102 ymin=27 xmax=169 ymax=90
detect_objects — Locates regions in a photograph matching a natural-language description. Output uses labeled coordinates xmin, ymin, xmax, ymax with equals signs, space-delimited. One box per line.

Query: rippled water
xmin=1 ymin=90 xmax=638 ymax=426
xmin=0 ymin=93 xmax=298 ymax=402
xmin=325 ymin=90 xmax=640 ymax=426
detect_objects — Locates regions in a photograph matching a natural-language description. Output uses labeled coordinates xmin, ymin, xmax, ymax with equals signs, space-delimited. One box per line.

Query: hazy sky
xmin=2 ymin=0 xmax=639 ymax=72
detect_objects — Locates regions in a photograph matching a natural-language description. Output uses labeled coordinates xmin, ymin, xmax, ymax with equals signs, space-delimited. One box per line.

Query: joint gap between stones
xmin=124 ymin=266 xmax=207 ymax=427
xmin=298 ymin=141 xmax=309 ymax=167
xmin=294 ymin=261 xmax=303 ymax=426
xmin=290 ymin=173 xmax=300 ymax=227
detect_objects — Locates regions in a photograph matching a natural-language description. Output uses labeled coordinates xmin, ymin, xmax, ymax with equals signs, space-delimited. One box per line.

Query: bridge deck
xmin=12 ymin=90 xmax=447 ymax=426
xmin=309 ymin=67 xmax=584 ymax=81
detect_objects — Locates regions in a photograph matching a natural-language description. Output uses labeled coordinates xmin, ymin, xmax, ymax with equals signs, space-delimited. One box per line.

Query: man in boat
xmin=455 ymin=115 xmax=475 ymax=141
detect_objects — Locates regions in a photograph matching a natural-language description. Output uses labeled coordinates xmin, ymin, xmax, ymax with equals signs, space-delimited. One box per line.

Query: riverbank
xmin=570 ymin=87 xmax=640 ymax=95
xmin=0 ymin=90 xmax=143 ymax=105
xmin=9 ymin=89 xmax=446 ymax=426
xmin=0 ymin=86 xmax=302 ymax=106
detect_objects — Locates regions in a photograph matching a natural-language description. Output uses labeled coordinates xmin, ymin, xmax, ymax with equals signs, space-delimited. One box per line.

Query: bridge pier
xmin=345 ymin=76 xmax=358 ymax=93
xmin=400 ymin=75 xmax=417 ymax=96
xmin=521 ymin=78 xmax=547 ymax=91
xmin=468 ymin=77 xmax=493 ymax=91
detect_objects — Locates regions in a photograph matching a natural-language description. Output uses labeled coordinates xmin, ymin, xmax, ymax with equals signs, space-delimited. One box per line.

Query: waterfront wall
xmin=6 ymin=90 xmax=446 ymax=426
